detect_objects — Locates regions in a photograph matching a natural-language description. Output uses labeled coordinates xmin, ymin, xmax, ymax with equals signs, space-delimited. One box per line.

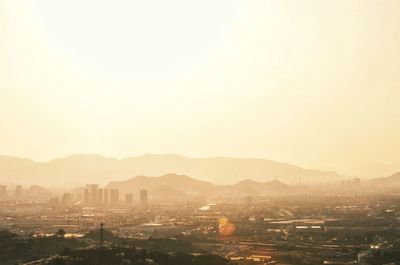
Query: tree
xmin=56 ymin=229 xmax=66 ymax=238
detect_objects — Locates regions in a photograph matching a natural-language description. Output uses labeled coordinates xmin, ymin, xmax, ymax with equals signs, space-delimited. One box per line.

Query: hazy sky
xmin=1 ymin=0 xmax=400 ymax=176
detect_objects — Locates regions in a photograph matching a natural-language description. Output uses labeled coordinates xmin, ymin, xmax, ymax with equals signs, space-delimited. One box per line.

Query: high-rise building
xmin=97 ymin=188 xmax=104 ymax=205
xmin=87 ymin=184 xmax=99 ymax=205
xmin=62 ymin=193 xmax=73 ymax=205
xmin=110 ymin=189 xmax=119 ymax=206
xmin=246 ymin=196 xmax=252 ymax=208
xmin=140 ymin=189 xmax=148 ymax=206
xmin=104 ymin=189 xmax=109 ymax=205
xmin=0 ymin=185 xmax=6 ymax=198
xmin=125 ymin=193 xmax=133 ymax=205
xmin=15 ymin=185 xmax=23 ymax=198
xmin=83 ymin=189 xmax=90 ymax=205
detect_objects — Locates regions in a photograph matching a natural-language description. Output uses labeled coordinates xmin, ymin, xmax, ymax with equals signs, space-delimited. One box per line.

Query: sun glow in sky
xmin=1 ymin=0 xmax=400 ymax=177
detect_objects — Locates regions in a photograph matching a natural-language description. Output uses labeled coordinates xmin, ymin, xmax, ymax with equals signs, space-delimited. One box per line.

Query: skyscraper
xmin=0 ymin=185 xmax=6 ymax=198
xmin=110 ymin=189 xmax=119 ymax=206
xmin=62 ymin=193 xmax=73 ymax=205
xmin=87 ymin=184 xmax=99 ymax=205
xmin=15 ymin=185 xmax=23 ymax=198
xmin=104 ymin=189 xmax=109 ymax=205
xmin=83 ymin=189 xmax=90 ymax=205
xmin=97 ymin=188 xmax=104 ymax=206
xmin=140 ymin=189 xmax=148 ymax=207
xmin=125 ymin=193 xmax=133 ymax=205
xmin=246 ymin=196 xmax=252 ymax=208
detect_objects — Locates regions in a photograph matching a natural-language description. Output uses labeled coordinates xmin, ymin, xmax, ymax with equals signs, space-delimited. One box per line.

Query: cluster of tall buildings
xmin=0 ymin=185 xmax=23 ymax=198
xmin=82 ymin=184 xmax=148 ymax=207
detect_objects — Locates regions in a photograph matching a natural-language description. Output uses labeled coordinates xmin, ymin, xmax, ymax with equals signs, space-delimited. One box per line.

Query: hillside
xmin=369 ymin=171 xmax=400 ymax=186
xmin=0 ymin=154 xmax=346 ymax=186
xmin=106 ymin=173 xmax=216 ymax=199
xmin=106 ymin=173 xmax=307 ymax=199
xmin=219 ymin=178 xmax=307 ymax=195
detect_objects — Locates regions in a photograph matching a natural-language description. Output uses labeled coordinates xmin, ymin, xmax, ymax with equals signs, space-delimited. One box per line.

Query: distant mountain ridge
xmin=0 ymin=153 xmax=347 ymax=186
xmin=222 ymin=178 xmax=306 ymax=195
xmin=107 ymin=174 xmax=215 ymax=198
xmin=106 ymin=173 xmax=307 ymax=199
xmin=369 ymin=171 xmax=400 ymax=185
xmin=106 ymin=174 xmax=216 ymax=199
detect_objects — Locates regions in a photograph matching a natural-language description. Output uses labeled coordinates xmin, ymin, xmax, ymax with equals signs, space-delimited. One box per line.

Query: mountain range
xmin=105 ymin=171 xmax=400 ymax=200
xmin=369 ymin=171 xmax=400 ymax=186
xmin=106 ymin=173 xmax=307 ymax=199
xmin=0 ymin=154 xmax=347 ymax=187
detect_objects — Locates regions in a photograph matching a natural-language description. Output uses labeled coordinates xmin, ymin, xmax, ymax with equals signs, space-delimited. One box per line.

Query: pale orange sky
xmin=1 ymin=0 xmax=400 ymax=177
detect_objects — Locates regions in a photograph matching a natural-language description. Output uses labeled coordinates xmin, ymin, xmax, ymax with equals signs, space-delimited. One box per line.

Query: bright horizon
xmin=1 ymin=1 xmax=400 ymax=178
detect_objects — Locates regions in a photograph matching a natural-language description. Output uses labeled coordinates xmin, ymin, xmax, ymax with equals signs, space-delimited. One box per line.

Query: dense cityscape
xmin=3 ymin=1 xmax=400 ymax=264
xmin=1 ymin=179 xmax=400 ymax=265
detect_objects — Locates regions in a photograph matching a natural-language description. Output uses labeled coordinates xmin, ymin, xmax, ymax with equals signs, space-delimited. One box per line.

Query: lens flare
xmin=218 ymin=217 xmax=236 ymax=236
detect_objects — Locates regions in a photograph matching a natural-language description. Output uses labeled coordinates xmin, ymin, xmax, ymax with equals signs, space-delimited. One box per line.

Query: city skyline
xmin=2 ymin=1 xmax=400 ymax=264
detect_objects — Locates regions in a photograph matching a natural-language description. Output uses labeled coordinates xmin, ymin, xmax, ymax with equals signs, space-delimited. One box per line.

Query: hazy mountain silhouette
xmin=0 ymin=154 xmax=346 ymax=186
xmin=26 ymin=185 xmax=53 ymax=199
xmin=0 ymin=155 xmax=36 ymax=172
xmin=220 ymin=178 xmax=306 ymax=195
xmin=351 ymin=163 xmax=400 ymax=179
xmin=369 ymin=171 xmax=400 ymax=186
xmin=107 ymin=173 xmax=215 ymax=197
xmin=106 ymin=173 xmax=305 ymax=199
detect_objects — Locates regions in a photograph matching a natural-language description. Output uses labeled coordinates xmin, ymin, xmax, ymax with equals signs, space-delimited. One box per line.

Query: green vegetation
xmin=0 ymin=230 xmax=88 ymax=265
xmin=0 ymin=230 xmax=230 ymax=265
xmin=25 ymin=247 xmax=231 ymax=265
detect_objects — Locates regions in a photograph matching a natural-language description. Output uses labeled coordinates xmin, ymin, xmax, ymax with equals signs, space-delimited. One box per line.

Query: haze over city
xmin=2 ymin=1 xmax=400 ymax=265
xmin=2 ymin=1 xmax=400 ymax=179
